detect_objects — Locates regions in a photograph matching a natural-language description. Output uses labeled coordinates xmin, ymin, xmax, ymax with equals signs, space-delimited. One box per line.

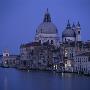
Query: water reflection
xmin=4 ymin=76 xmax=8 ymax=90
xmin=0 ymin=68 xmax=90 ymax=90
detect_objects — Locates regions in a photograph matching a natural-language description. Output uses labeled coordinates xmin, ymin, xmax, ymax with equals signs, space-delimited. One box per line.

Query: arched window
xmin=41 ymin=29 xmax=42 ymax=33
xmin=39 ymin=40 xmax=41 ymax=43
xmin=72 ymin=53 xmax=73 ymax=57
xmin=51 ymin=40 xmax=53 ymax=44
xmin=47 ymin=40 xmax=49 ymax=43
xmin=23 ymin=61 xmax=26 ymax=66
xmin=65 ymin=38 xmax=66 ymax=42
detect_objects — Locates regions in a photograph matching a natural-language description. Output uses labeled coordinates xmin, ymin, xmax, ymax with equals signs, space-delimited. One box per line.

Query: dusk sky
xmin=0 ymin=0 xmax=90 ymax=54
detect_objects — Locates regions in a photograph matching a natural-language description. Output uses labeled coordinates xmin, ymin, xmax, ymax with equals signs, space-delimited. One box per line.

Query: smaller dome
xmin=62 ymin=28 xmax=76 ymax=37
xmin=62 ymin=20 xmax=76 ymax=37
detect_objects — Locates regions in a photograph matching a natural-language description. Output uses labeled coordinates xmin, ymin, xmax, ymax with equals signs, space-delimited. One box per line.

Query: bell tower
xmin=3 ymin=49 xmax=9 ymax=57
xmin=76 ymin=21 xmax=81 ymax=41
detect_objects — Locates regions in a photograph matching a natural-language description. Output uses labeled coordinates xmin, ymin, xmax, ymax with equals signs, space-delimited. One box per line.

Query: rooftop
xmin=76 ymin=52 xmax=90 ymax=56
xmin=20 ymin=42 xmax=41 ymax=48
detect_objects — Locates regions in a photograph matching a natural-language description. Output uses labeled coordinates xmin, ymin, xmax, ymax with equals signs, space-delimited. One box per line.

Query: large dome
xmin=36 ymin=8 xmax=58 ymax=35
xmin=36 ymin=22 xmax=58 ymax=34
xmin=62 ymin=29 xmax=76 ymax=37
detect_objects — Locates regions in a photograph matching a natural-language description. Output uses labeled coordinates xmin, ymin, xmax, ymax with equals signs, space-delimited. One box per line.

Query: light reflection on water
xmin=4 ymin=76 xmax=8 ymax=90
xmin=0 ymin=68 xmax=90 ymax=90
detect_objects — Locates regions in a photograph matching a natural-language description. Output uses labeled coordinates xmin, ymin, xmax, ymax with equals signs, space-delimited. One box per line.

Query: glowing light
xmin=54 ymin=65 xmax=55 ymax=68
xmin=4 ymin=61 xmax=7 ymax=64
xmin=56 ymin=65 xmax=57 ymax=70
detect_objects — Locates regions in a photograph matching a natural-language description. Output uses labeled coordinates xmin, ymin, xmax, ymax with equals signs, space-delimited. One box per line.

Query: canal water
xmin=0 ymin=68 xmax=90 ymax=90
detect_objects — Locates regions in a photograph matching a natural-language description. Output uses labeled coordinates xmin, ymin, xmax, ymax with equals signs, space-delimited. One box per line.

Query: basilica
xmin=35 ymin=9 xmax=60 ymax=45
xmin=35 ymin=9 xmax=81 ymax=44
xmin=1 ymin=9 xmax=90 ymax=75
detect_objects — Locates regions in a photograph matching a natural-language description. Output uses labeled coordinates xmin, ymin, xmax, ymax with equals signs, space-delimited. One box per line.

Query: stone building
xmin=2 ymin=50 xmax=20 ymax=67
xmin=20 ymin=42 xmax=41 ymax=69
xmin=35 ymin=8 xmax=60 ymax=46
xmin=74 ymin=52 xmax=90 ymax=74
xmin=61 ymin=20 xmax=83 ymax=72
xmin=2 ymin=9 xmax=90 ymax=74
xmin=19 ymin=9 xmax=63 ymax=70
xmin=20 ymin=42 xmax=63 ymax=70
xmin=62 ymin=20 xmax=81 ymax=42
xmin=19 ymin=9 xmax=88 ymax=72
xmin=0 ymin=55 xmax=3 ymax=65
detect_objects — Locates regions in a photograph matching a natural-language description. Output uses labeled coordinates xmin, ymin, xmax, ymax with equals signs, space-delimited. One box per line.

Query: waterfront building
xmin=20 ymin=41 xmax=63 ymax=70
xmin=61 ymin=20 xmax=82 ymax=72
xmin=19 ymin=9 xmax=87 ymax=72
xmin=74 ymin=52 xmax=90 ymax=74
xmin=19 ymin=9 xmax=62 ymax=70
xmin=20 ymin=42 xmax=41 ymax=69
xmin=1 ymin=9 xmax=90 ymax=75
xmin=61 ymin=39 xmax=90 ymax=73
xmin=0 ymin=55 xmax=3 ymax=65
xmin=2 ymin=50 xmax=20 ymax=67
xmin=62 ymin=41 xmax=75 ymax=72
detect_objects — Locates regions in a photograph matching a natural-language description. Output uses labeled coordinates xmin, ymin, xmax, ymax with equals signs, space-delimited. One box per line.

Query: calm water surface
xmin=0 ymin=68 xmax=90 ymax=90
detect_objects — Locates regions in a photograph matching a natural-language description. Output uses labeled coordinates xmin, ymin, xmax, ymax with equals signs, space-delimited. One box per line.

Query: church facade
xmin=35 ymin=9 xmax=60 ymax=46
xmin=19 ymin=9 xmax=83 ymax=71
xmin=62 ymin=20 xmax=81 ymax=42
xmin=1 ymin=9 xmax=90 ymax=74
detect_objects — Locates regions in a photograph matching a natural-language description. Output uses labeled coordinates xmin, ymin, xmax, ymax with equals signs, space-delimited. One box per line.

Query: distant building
xmin=74 ymin=52 xmax=90 ymax=74
xmin=20 ymin=42 xmax=63 ymax=70
xmin=1 ymin=9 xmax=90 ymax=75
xmin=20 ymin=42 xmax=41 ymax=69
xmin=62 ymin=20 xmax=81 ymax=42
xmin=2 ymin=50 xmax=20 ymax=67
xmin=35 ymin=9 xmax=60 ymax=46
xmin=0 ymin=55 xmax=3 ymax=64
xmin=19 ymin=9 xmax=63 ymax=70
xmin=19 ymin=9 xmax=87 ymax=72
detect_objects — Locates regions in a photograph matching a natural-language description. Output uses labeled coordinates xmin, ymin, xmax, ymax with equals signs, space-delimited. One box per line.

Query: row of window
xmin=75 ymin=57 xmax=88 ymax=60
xmin=75 ymin=60 xmax=88 ymax=63
xmin=75 ymin=67 xmax=88 ymax=72
xmin=75 ymin=57 xmax=89 ymax=62
xmin=39 ymin=40 xmax=54 ymax=44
